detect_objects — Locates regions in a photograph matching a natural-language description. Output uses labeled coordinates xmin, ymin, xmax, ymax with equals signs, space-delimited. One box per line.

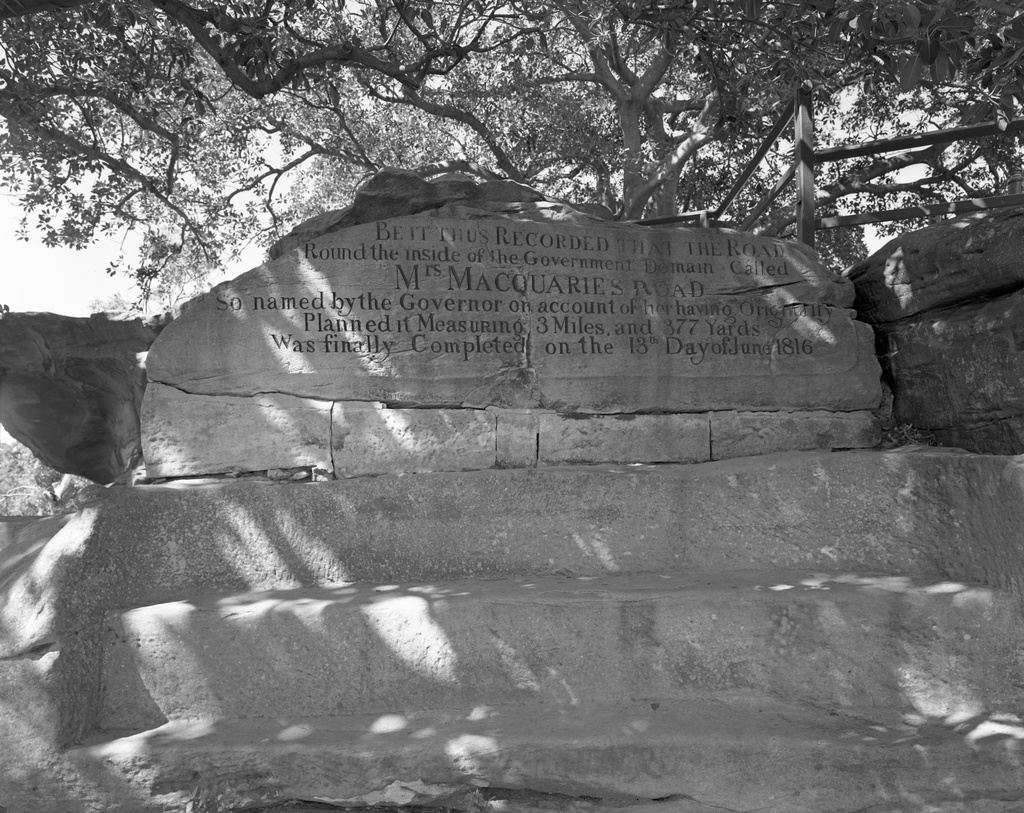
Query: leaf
xmin=920 ymin=35 xmax=940 ymax=64
xmin=902 ymin=3 xmax=920 ymax=30
xmin=996 ymin=106 xmax=1010 ymax=130
xmin=930 ymin=51 xmax=949 ymax=83
xmin=900 ymin=52 xmax=924 ymax=90
xmin=937 ymin=15 xmax=974 ymax=33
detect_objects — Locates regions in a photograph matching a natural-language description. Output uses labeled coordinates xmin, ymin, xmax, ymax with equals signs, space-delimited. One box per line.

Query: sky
xmin=0 ymin=195 xmax=270 ymax=318
xmin=0 ymin=193 xmax=259 ymax=316
xmin=0 ymin=192 xmax=141 ymax=316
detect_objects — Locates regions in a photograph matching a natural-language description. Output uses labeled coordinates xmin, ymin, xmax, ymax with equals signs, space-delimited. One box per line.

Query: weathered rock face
xmin=4 ymin=449 xmax=1024 ymax=813
xmin=846 ymin=208 xmax=1024 ymax=453
xmin=143 ymin=170 xmax=881 ymax=478
xmin=0 ymin=312 xmax=166 ymax=484
xmin=267 ymin=168 xmax=563 ymax=260
xmin=149 ymin=214 xmax=878 ymax=410
xmin=848 ymin=208 xmax=1024 ymax=323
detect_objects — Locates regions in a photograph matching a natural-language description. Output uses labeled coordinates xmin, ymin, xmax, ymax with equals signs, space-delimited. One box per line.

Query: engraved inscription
xmin=215 ymin=219 xmax=832 ymax=371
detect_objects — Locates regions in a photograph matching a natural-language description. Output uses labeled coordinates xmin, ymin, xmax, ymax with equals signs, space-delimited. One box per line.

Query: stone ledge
xmin=710 ymin=410 xmax=880 ymax=460
xmin=141 ymin=387 xmax=881 ymax=478
xmin=332 ymin=402 xmax=496 ymax=475
xmin=55 ymin=696 xmax=1024 ymax=813
xmin=6 ymin=449 xmax=1024 ymax=812
xmin=538 ymin=412 xmax=710 ymax=465
xmin=141 ymin=382 xmax=334 ymax=478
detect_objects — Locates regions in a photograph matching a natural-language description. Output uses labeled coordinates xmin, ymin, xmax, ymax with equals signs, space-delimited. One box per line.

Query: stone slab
xmin=62 ymin=699 xmax=1024 ymax=813
xmin=538 ymin=413 xmax=709 ymax=464
xmin=332 ymin=402 xmax=496 ymax=475
xmin=883 ymin=291 xmax=1024 ymax=437
xmin=6 ymin=450 xmax=1024 ymax=811
xmin=141 ymin=397 xmax=881 ymax=477
xmin=933 ymin=417 xmax=1024 ymax=455
xmin=5 ymin=451 xmax=1024 ymax=712
xmin=847 ymin=207 xmax=1024 ymax=324
xmin=0 ymin=311 xmax=163 ymax=483
xmin=98 ymin=574 xmax=1024 ymax=732
xmin=146 ymin=214 xmax=881 ymax=414
xmin=710 ymin=410 xmax=880 ymax=460
xmin=4 ymin=452 xmax=1024 ymax=630
xmin=141 ymin=382 xmax=334 ymax=478
xmin=492 ymin=407 xmax=542 ymax=468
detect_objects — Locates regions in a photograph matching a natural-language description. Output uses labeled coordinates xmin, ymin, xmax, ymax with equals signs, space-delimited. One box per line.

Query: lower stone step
xmin=99 ymin=571 xmax=1024 ymax=733
xmin=71 ymin=698 xmax=1024 ymax=813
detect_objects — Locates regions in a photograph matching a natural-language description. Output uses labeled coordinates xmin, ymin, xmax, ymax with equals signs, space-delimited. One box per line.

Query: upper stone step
xmin=98 ymin=571 xmax=1024 ymax=735
xmin=5 ymin=449 xmax=1024 ymax=668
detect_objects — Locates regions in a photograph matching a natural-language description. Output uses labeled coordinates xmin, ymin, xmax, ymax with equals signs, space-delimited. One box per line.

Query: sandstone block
xmin=883 ymin=291 xmax=1024 ymax=440
xmin=140 ymin=383 xmax=333 ymax=478
xmin=492 ymin=407 xmax=544 ymax=467
xmin=846 ymin=208 xmax=1024 ymax=454
xmin=932 ymin=418 xmax=1024 ymax=455
xmin=538 ymin=413 xmax=710 ymax=464
xmin=332 ymin=403 xmax=496 ymax=475
xmin=0 ymin=312 xmax=166 ymax=483
xmin=147 ymin=214 xmax=880 ymax=415
xmin=710 ymin=410 xmax=880 ymax=460
xmin=846 ymin=207 xmax=1024 ymax=323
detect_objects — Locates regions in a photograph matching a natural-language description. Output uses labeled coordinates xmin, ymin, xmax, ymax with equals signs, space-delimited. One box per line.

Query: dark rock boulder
xmin=0 ymin=312 xmax=168 ymax=484
xmin=848 ymin=208 xmax=1024 ymax=324
xmin=846 ymin=208 xmax=1024 ymax=453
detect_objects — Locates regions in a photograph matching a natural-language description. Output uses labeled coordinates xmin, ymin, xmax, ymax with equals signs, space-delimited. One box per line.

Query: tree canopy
xmin=2 ymin=0 xmax=1024 ymax=300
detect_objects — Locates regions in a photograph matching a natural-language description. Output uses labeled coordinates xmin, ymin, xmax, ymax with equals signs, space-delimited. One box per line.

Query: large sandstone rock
xmin=848 ymin=208 xmax=1024 ymax=324
xmin=846 ymin=208 xmax=1024 ymax=453
xmin=152 ymin=213 xmax=876 ymax=411
xmin=143 ymin=171 xmax=880 ymax=477
xmin=0 ymin=312 xmax=167 ymax=484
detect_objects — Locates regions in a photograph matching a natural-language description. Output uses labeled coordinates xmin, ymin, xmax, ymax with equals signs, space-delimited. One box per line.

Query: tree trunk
xmin=619 ymin=98 xmax=648 ymax=219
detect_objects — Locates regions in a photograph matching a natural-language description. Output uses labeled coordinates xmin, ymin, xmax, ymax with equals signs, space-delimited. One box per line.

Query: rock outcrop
xmin=846 ymin=207 xmax=1024 ymax=454
xmin=4 ymin=448 xmax=1024 ymax=812
xmin=0 ymin=312 xmax=168 ymax=484
xmin=143 ymin=169 xmax=881 ymax=478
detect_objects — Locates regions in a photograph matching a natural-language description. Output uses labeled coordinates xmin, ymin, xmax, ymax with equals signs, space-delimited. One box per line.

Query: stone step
xmin=72 ymin=698 xmax=1024 ymax=813
xmin=98 ymin=571 xmax=1024 ymax=734
xmin=10 ymin=451 xmax=1024 ymax=639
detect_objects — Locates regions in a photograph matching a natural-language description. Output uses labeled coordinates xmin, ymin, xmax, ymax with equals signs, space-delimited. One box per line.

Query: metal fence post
xmin=794 ymin=85 xmax=815 ymax=248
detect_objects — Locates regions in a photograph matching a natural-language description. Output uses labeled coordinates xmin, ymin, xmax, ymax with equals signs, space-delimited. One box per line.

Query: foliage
xmin=2 ymin=0 xmax=1024 ymax=288
xmin=0 ymin=439 xmax=62 ymax=515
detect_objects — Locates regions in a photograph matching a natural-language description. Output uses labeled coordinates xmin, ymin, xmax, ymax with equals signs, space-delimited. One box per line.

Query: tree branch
xmin=147 ymin=0 xmax=424 ymax=94
xmin=361 ymin=81 xmax=527 ymax=183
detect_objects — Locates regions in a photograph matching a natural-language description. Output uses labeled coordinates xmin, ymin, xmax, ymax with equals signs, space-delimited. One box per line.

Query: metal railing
xmin=641 ymin=86 xmax=1024 ymax=248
